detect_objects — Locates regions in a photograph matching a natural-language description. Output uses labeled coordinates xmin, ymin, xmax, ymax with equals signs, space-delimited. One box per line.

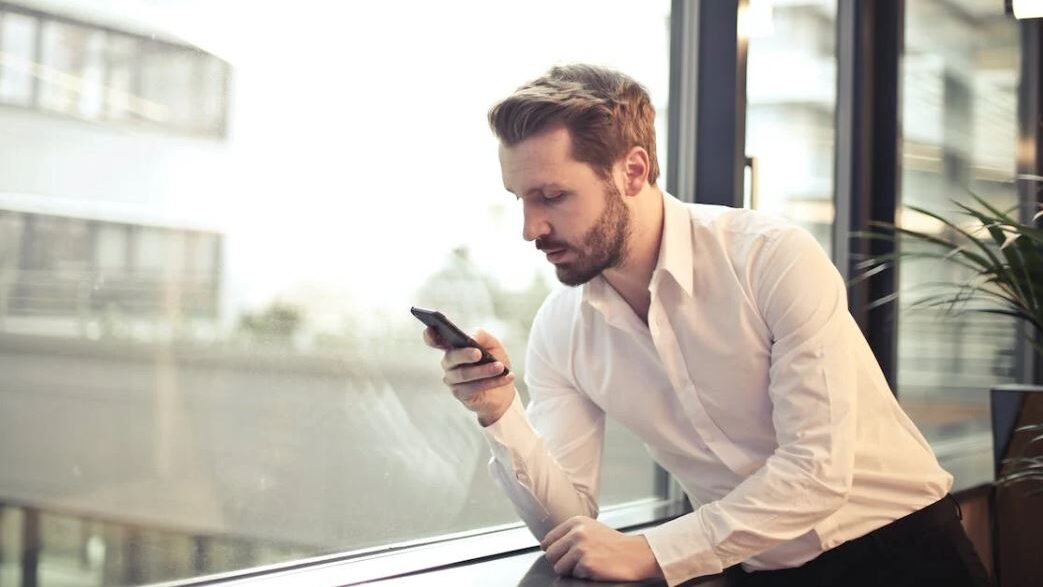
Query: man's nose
xmin=522 ymin=206 xmax=550 ymax=242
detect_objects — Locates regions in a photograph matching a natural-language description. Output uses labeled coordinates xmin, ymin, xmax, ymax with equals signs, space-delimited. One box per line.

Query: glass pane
xmin=39 ymin=21 xmax=106 ymax=118
xmin=133 ymin=226 xmax=166 ymax=274
xmin=9 ymin=215 xmax=91 ymax=319
xmin=744 ymin=0 xmax=837 ymax=254
xmin=0 ymin=1 xmax=671 ymax=584
xmin=95 ymin=224 xmax=127 ymax=273
xmin=139 ymin=42 xmax=202 ymax=131
xmin=898 ymin=0 xmax=1020 ymax=446
xmin=199 ymin=55 xmax=228 ymax=135
xmin=0 ymin=11 xmax=37 ymax=105
xmin=104 ymin=34 xmax=137 ymax=122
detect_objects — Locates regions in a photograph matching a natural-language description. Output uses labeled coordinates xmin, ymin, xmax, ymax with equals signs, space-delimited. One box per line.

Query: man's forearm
xmin=481 ymin=395 xmax=600 ymax=539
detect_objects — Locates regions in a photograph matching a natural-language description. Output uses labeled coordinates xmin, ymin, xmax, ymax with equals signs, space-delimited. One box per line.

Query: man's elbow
xmin=776 ymin=448 xmax=853 ymax=514
xmin=806 ymin=459 xmax=853 ymax=514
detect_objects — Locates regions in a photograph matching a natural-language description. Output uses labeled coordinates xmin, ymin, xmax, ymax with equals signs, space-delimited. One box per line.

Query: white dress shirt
xmin=480 ymin=192 xmax=952 ymax=586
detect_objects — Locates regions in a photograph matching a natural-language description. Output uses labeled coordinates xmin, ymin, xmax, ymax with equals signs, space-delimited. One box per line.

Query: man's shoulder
xmin=686 ymin=202 xmax=794 ymax=239
xmin=680 ymin=202 xmax=803 ymax=262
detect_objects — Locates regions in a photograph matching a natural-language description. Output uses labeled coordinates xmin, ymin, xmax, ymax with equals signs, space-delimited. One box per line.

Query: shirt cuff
xmin=480 ymin=392 xmax=541 ymax=467
xmin=643 ymin=511 xmax=723 ymax=587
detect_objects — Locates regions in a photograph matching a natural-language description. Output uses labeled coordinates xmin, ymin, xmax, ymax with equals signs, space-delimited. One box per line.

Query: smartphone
xmin=410 ymin=306 xmax=509 ymax=376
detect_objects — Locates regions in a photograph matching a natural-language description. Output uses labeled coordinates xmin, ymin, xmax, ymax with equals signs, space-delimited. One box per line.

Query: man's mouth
xmin=543 ymin=248 xmax=568 ymax=263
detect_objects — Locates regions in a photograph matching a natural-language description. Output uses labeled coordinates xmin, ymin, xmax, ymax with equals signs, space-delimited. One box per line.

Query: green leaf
xmin=852 ymin=189 xmax=1043 ymax=363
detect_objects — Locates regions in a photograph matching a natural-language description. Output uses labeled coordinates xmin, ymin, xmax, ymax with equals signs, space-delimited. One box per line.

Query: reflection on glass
xmin=744 ymin=0 xmax=837 ymax=253
xmin=39 ymin=21 xmax=106 ymax=117
xmin=140 ymin=42 xmax=200 ymax=129
xmin=898 ymin=0 xmax=1020 ymax=446
xmin=0 ymin=11 xmax=37 ymax=105
xmin=104 ymin=34 xmax=138 ymax=122
xmin=0 ymin=1 xmax=671 ymax=584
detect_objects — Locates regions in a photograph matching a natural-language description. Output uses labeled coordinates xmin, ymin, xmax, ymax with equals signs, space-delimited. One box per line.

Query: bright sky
xmin=20 ymin=0 xmax=672 ymax=327
xmin=202 ymin=1 xmax=671 ymax=321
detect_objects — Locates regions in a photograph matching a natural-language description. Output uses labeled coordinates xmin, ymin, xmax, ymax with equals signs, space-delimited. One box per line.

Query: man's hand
xmin=541 ymin=516 xmax=664 ymax=582
xmin=422 ymin=327 xmax=516 ymax=426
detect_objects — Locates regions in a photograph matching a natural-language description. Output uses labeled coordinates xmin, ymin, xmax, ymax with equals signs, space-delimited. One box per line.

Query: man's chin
xmin=555 ymin=264 xmax=600 ymax=287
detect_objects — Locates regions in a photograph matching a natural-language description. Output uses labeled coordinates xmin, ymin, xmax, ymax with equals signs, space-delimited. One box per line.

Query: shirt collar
xmin=581 ymin=191 xmax=694 ymax=313
xmin=654 ymin=191 xmax=695 ymax=298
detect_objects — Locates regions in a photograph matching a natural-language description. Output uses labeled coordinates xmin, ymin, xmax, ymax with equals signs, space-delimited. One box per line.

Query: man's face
xmin=499 ymin=126 xmax=631 ymax=286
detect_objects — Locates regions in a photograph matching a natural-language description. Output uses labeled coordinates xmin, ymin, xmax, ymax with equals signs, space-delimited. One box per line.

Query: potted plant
xmin=854 ymin=181 xmax=1043 ymax=584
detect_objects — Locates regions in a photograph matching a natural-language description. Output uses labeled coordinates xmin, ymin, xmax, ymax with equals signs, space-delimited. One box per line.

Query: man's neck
xmin=602 ymin=188 xmax=665 ymax=324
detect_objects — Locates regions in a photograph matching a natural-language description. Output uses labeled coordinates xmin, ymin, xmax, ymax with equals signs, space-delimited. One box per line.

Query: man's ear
xmin=621 ymin=146 xmax=650 ymax=196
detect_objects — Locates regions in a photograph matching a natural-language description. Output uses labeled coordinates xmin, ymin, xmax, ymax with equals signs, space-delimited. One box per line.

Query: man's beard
xmin=538 ymin=179 xmax=632 ymax=287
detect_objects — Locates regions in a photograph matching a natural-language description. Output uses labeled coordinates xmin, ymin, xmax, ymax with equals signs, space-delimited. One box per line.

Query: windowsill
xmin=153 ymin=497 xmax=688 ymax=587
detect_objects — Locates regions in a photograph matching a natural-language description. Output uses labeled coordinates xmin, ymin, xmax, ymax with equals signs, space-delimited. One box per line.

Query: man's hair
xmin=488 ymin=64 xmax=659 ymax=186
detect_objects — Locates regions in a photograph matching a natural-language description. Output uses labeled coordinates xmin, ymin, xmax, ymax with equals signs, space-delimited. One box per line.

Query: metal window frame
xmin=667 ymin=0 xmax=700 ymax=204
xmin=833 ymin=0 xmax=904 ymax=392
xmin=834 ymin=1 xmax=1039 ymax=391
xmin=668 ymin=0 xmax=747 ymax=207
xmin=1016 ymin=16 xmax=1043 ymax=386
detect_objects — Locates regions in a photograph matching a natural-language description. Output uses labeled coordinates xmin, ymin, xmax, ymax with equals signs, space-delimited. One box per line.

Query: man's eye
xmin=543 ymin=192 xmax=566 ymax=202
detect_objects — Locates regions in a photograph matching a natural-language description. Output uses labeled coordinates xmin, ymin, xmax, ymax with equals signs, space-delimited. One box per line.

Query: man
xmin=422 ymin=64 xmax=990 ymax=586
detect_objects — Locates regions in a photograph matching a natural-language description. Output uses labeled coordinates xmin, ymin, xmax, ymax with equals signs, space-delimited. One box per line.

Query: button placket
xmin=648 ymin=308 xmax=757 ymax=475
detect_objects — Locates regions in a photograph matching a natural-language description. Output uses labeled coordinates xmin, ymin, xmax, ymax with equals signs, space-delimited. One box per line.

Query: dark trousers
xmin=729 ymin=495 xmax=991 ymax=587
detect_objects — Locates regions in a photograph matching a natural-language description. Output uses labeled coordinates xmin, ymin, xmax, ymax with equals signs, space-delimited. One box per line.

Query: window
xmin=0 ymin=4 xmax=230 ymax=137
xmin=0 ymin=10 xmax=36 ymax=105
xmin=39 ymin=20 xmax=106 ymax=117
xmin=744 ymin=0 xmax=837 ymax=253
xmin=104 ymin=33 xmax=138 ymax=122
xmin=0 ymin=2 xmax=672 ymax=585
xmin=139 ymin=42 xmax=208 ymax=132
xmin=897 ymin=0 xmax=1020 ymax=450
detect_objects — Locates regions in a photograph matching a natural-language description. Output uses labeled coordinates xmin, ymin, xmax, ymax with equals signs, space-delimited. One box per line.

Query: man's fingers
xmin=551 ymin=545 xmax=583 ymax=577
xmin=469 ymin=329 xmax=504 ymax=355
xmin=440 ymin=347 xmax=484 ymax=372
xmin=542 ymin=533 xmax=571 ymax=565
xmin=422 ymin=327 xmax=449 ymax=349
xmin=443 ymin=361 xmax=507 ymax=385
xmin=541 ymin=518 xmax=579 ymax=550
xmin=450 ymin=373 xmax=515 ymax=402
xmin=469 ymin=328 xmax=494 ymax=345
